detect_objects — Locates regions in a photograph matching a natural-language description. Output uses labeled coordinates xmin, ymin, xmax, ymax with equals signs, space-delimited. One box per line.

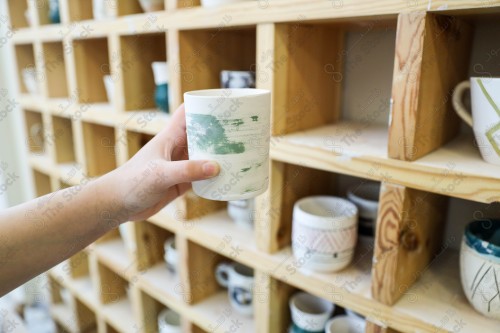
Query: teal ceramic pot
xmin=154 ymin=83 xmax=169 ymax=113
xmin=460 ymin=219 xmax=500 ymax=319
xmin=49 ymin=0 xmax=61 ymax=24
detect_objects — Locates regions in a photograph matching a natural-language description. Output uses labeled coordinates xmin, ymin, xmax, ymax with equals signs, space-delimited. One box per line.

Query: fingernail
xmin=202 ymin=161 xmax=220 ymax=177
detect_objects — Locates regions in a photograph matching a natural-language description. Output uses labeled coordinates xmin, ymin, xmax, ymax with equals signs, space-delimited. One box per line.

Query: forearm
xmin=0 ymin=170 xmax=127 ymax=295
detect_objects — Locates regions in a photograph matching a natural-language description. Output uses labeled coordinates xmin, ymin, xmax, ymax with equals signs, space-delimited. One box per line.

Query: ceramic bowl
xmin=460 ymin=219 xmax=500 ymax=319
xmin=325 ymin=314 xmax=365 ymax=333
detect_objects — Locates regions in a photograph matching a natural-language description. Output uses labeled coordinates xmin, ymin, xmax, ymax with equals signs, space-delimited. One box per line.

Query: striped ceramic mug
xmin=460 ymin=219 xmax=500 ymax=319
xmin=452 ymin=77 xmax=500 ymax=165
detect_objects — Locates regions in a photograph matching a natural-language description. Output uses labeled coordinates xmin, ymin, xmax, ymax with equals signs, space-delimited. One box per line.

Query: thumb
xmin=163 ymin=160 xmax=220 ymax=185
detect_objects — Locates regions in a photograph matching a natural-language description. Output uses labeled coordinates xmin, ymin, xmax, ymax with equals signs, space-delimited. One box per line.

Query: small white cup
xmin=139 ymin=0 xmax=165 ymax=12
xmin=158 ymin=308 xmax=181 ymax=333
xmin=228 ymin=199 xmax=254 ymax=228
xmin=22 ymin=68 xmax=39 ymax=95
xmin=184 ymin=88 xmax=271 ymax=201
xmin=347 ymin=182 xmax=380 ymax=236
xmin=103 ymin=75 xmax=114 ymax=106
xmin=324 ymin=315 xmax=366 ymax=333
xmin=215 ymin=262 xmax=254 ymax=316
xmin=164 ymin=237 xmax=178 ymax=274
xmin=221 ymin=70 xmax=255 ymax=89
xmin=119 ymin=223 xmax=136 ymax=256
xmin=93 ymin=0 xmax=116 ymax=20
xmin=292 ymin=196 xmax=358 ymax=272
xmin=289 ymin=292 xmax=334 ymax=332
xmin=152 ymin=62 xmax=169 ymax=85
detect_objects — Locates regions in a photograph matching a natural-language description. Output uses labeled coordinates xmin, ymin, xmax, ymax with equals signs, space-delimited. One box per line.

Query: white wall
xmin=0 ymin=0 xmax=33 ymax=207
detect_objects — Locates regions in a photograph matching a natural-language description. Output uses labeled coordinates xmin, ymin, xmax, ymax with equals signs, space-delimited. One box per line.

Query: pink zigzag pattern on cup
xmin=293 ymin=222 xmax=357 ymax=253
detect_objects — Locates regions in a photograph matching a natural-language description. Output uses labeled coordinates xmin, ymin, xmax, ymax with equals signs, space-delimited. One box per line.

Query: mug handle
xmin=452 ymin=81 xmax=473 ymax=127
xmin=215 ymin=263 xmax=230 ymax=288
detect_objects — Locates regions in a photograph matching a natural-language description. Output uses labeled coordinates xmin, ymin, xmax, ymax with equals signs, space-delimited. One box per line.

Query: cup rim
xmin=464 ymin=219 xmax=500 ymax=256
xmin=294 ymin=196 xmax=358 ymax=222
xmin=184 ymin=88 xmax=270 ymax=98
xmin=289 ymin=291 xmax=334 ymax=318
xmin=158 ymin=308 xmax=181 ymax=327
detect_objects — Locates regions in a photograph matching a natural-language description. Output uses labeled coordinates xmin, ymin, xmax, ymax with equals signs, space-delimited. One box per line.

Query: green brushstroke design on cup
xmin=477 ymin=78 xmax=500 ymax=157
xmin=187 ymin=113 xmax=245 ymax=154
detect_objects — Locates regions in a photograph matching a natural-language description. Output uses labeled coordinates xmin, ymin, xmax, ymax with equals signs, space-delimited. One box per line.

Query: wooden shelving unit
xmin=7 ymin=0 xmax=500 ymax=332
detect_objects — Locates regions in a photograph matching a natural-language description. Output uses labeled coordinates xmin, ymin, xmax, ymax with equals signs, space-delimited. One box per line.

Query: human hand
xmin=104 ymin=104 xmax=220 ymax=222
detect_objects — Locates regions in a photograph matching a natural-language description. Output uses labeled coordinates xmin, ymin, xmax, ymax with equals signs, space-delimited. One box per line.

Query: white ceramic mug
xmin=164 ymin=237 xmax=178 ymax=274
xmin=215 ymin=262 xmax=254 ymax=316
xmin=221 ymin=70 xmax=255 ymax=89
xmin=347 ymin=182 xmax=380 ymax=237
xmin=292 ymin=196 xmax=358 ymax=272
xmin=460 ymin=219 xmax=500 ymax=319
xmin=228 ymin=199 xmax=254 ymax=228
xmin=184 ymin=88 xmax=271 ymax=201
xmin=103 ymin=75 xmax=114 ymax=106
xmin=22 ymin=68 xmax=39 ymax=95
xmin=118 ymin=223 xmax=136 ymax=256
xmin=158 ymin=308 xmax=182 ymax=333
xmin=324 ymin=314 xmax=365 ymax=333
xmin=452 ymin=77 xmax=500 ymax=165
xmin=92 ymin=0 xmax=115 ymax=20
xmin=289 ymin=292 xmax=334 ymax=332
xmin=139 ymin=0 xmax=165 ymax=12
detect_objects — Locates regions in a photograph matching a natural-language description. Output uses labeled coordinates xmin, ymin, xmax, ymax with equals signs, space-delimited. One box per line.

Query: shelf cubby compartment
xmin=6 ymin=0 xmax=28 ymax=29
xmin=73 ymin=38 xmax=111 ymax=104
xmin=33 ymin=170 xmax=52 ymax=197
xmin=65 ymin=250 xmax=90 ymax=280
xmin=81 ymin=122 xmax=117 ymax=177
xmin=120 ymin=32 xmax=167 ymax=111
xmin=178 ymin=239 xmax=255 ymax=332
xmin=96 ymin=260 xmax=137 ymax=333
xmin=51 ymin=295 xmax=97 ymax=333
xmin=52 ymin=115 xmax=76 ymax=164
xmin=24 ymin=110 xmax=44 ymax=153
xmin=66 ymin=0 xmax=94 ymax=22
xmin=135 ymin=220 xmax=175 ymax=273
xmin=41 ymin=41 xmax=69 ymax=98
xmin=178 ymin=26 xmax=256 ymax=95
xmin=115 ymin=0 xmax=165 ymax=16
xmin=126 ymin=130 xmax=154 ymax=158
xmin=14 ymin=44 xmax=39 ymax=95
xmin=137 ymin=288 xmax=185 ymax=333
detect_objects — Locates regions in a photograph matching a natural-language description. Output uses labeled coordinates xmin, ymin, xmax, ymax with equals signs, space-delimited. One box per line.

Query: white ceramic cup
xmin=289 ymin=292 xmax=334 ymax=332
xmin=460 ymin=219 xmax=500 ymax=319
xmin=292 ymin=196 xmax=358 ymax=272
xmin=139 ymin=0 xmax=165 ymax=12
xmin=164 ymin=237 xmax=178 ymax=274
xmin=103 ymin=75 xmax=114 ymax=106
xmin=324 ymin=315 xmax=365 ymax=333
xmin=347 ymin=182 xmax=380 ymax=236
xmin=228 ymin=199 xmax=254 ymax=228
xmin=452 ymin=77 xmax=500 ymax=165
xmin=22 ymin=68 xmax=39 ymax=94
xmin=215 ymin=262 xmax=254 ymax=316
xmin=201 ymin=0 xmax=253 ymax=8
xmin=158 ymin=308 xmax=182 ymax=333
xmin=93 ymin=0 xmax=115 ymax=20
xmin=184 ymin=88 xmax=271 ymax=201
xmin=119 ymin=223 xmax=136 ymax=256
xmin=221 ymin=70 xmax=255 ymax=89
xmin=152 ymin=62 xmax=169 ymax=85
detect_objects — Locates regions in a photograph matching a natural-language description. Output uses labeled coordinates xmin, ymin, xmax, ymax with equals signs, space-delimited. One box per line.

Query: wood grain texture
xmin=389 ymin=12 xmax=473 ymax=161
xmin=365 ymin=321 xmax=400 ymax=333
xmin=254 ymin=271 xmax=295 ymax=333
xmin=95 ymin=260 xmax=127 ymax=304
xmin=174 ymin=190 xmax=225 ymax=221
xmin=42 ymin=42 xmax=69 ymax=98
xmin=52 ymin=116 xmax=76 ymax=163
xmin=178 ymin=235 xmax=224 ymax=304
xmin=372 ymin=183 xmax=447 ymax=305
xmin=135 ymin=221 xmax=173 ymax=271
xmin=81 ymin=122 xmax=117 ymax=177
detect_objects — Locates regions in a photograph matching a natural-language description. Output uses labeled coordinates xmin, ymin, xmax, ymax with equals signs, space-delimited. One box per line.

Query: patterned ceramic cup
xmin=289 ymin=292 xmax=334 ymax=332
xmin=184 ymin=89 xmax=271 ymax=201
xmin=460 ymin=219 xmax=500 ymax=319
xmin=452 ymin=77 xmax=500 ymax=165
xmin=292 ymin=196 xmax=358 ymax=272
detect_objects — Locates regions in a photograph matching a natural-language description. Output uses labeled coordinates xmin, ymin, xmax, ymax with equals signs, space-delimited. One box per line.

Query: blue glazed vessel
xmin=49 ymin=0 xmax=61 ymax=24
xmin=460 ymin=219 xmax=500 ymax=319
xmin=154 ymin=83 xmax=169 ymax=113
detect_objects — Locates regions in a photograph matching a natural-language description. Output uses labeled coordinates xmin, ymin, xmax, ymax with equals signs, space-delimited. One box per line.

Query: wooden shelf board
xmin=94 ymin=239 xmax=135 ymax=280
xmin=137 ymin=262 xmax=182 ymax=305
xmin=12 ymin=1 xmax=500 ymax=43
xmin=177 ymin=210 xmax=500 ymax=333
xmin=147 ymin=203 xmax=183 ymax=234
xmin=120 ymin=110 xmax=170 ymax=136
xmin=270 ymin=122 xmax=500 ymax=203
xmin=50 ymin=303 xmax=79 ymax=333
xmin=19 ymin=94 xmax=45 ymax=111
xmin=102 ymin=298 xmax=137 ymax=333
xmin=29 ymin=153 xmax=54 ymax=175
